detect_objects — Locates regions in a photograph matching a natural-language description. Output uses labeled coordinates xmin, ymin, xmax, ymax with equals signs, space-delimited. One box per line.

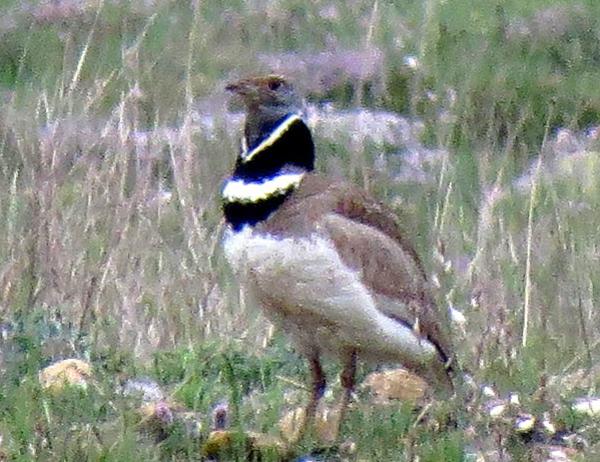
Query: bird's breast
xmin=223 ymin=226 xmax=346 ymax=301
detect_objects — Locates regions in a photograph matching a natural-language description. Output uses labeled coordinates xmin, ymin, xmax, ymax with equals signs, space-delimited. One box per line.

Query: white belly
xmin=223 ymin=227 xmax=438 ymax=367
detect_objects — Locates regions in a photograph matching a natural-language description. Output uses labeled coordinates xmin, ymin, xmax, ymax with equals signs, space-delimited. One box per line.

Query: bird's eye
xmin=268 ymin=80 xmax=282 ymax=91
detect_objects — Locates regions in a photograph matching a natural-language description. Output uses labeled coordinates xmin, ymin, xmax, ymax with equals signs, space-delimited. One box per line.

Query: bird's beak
xmin=225 ymin=80 xmax=257 ymax=97
xmin=224 ymin=81 xmax=243 ymax=93
xmin=225 ymin=81 xmax=261 ymax=109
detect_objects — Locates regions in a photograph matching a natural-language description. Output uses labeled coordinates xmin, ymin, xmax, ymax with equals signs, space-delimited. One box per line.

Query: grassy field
xmin=0 ymin=0 xmax=600 ymax=460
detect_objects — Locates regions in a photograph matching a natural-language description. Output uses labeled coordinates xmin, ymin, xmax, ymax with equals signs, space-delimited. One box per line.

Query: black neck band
xmin=223 ymin=114 xmax=315 ymax=229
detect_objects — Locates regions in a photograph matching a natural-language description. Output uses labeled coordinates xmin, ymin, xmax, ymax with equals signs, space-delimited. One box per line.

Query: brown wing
xmin=261 ymin=173 xmax=455 ymax=366
xmin=320 ymin=212 xmax=453 ymax=365
xmin=329 ymin=182 xmax=428 ymax=280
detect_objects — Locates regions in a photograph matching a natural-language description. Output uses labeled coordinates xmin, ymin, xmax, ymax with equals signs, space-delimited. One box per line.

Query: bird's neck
xmin=244 ymin=105 xmax=290 ymax=148
xmin=222 ymin=112 xmax=315 ymax=231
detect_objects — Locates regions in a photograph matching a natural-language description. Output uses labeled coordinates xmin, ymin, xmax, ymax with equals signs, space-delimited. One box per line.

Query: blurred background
xmin=0 ymin=0 xmax=599 ymax=460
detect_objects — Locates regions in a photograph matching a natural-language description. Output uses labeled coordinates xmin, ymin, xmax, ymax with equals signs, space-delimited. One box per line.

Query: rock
xmin=279 ymin=405 xmax=341 ymax=445
xmin=571 ymin=397 xmax=600 ymax=417
xmin=362 ymin=368 xmax=429 ymax=404
xmin=531 ymin=444 xmax=580 ymax=462
xmin=38 ymin=358 xmax=92 ymax=392
xmin=202 ymin=430 xmax=286 ymax=460
xmin=120 ymin=376 xmax=165 ymax=403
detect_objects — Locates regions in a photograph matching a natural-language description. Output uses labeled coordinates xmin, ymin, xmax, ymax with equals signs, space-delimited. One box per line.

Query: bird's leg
xmin=335 ymin=350 xmax=357 ymax=441
xmin=291 ymin=355 xmax=326 ymax=445
xmin=308 ymin=355 xmax=327 ymax=419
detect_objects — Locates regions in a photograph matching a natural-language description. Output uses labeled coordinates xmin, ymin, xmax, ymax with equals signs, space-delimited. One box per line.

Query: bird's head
xmin=225 ymin=75 xmax=302 ymax=115
xmin=226 ymin=76 xmax=305 ymax=150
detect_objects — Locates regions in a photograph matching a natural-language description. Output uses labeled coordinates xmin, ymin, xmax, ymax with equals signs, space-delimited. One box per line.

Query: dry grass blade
xmin=521 ymin=152 xmax=542 ymax=348
xmin=522 ymin=102 xmax=554 ymax=348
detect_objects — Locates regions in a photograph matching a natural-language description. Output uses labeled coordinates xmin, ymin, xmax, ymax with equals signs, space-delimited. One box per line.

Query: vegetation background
xmin=0 ymin=0 xmax=599 ymax=460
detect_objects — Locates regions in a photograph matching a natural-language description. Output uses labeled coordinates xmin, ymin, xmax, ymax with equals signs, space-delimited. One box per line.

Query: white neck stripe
xmin=242 ymin=113 xmax=303 ymax=163
xmin=222 ymin=172 xmax=304 ymax=203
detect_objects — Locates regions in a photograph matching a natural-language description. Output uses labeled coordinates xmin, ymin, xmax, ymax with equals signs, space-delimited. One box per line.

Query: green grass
xmin=0 ymin=0 xmax=599 ymax=460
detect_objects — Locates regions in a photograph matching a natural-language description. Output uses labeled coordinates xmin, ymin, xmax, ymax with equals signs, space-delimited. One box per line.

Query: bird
xmin=221 ymin=75 xmax=456 ymax=442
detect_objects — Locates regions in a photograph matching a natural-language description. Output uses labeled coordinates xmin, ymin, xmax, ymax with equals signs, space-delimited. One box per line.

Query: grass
xmin=0 ymin=0 xmax=599 ymax=460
